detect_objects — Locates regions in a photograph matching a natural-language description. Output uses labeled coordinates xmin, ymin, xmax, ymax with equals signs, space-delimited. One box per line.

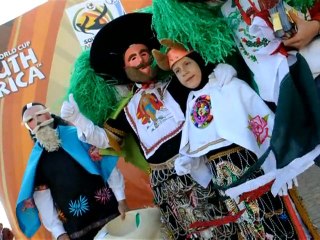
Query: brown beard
xmin=35 ymin=125 xmax=61 ymax=152
xmin=125 ymin=66 xmax=158 ymax=83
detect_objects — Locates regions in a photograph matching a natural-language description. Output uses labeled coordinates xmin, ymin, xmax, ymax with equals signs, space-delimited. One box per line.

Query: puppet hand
xmin=61 ymin=94 xmax=80 ymax=124
xmin=278 ymin=177 xmax=298 ymax=196
xmin=213 ymin=63 xmax=237 ymax=87
xmin=118 ymin=199 xmax=129 ymax=220
xmin=175 ymin=155 xmax=193 ymax=175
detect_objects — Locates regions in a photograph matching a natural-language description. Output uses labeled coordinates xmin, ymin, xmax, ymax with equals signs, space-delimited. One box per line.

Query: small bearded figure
xmin=22 ymin=104 xmax=61 ymax=152
xmin=17 ymin=102 xmax=128 ymax=240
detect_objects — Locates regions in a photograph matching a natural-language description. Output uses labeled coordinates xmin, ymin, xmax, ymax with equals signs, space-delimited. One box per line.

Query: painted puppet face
xmin=172 ymin=56 xmax=202 ymax=89
xmin=22 ymin=105 xmax=52 ymax=131
xmin=123 ymin=43 xmax=157 ymax=83
xmin=23 ymin=105 xmax=60 ymax=151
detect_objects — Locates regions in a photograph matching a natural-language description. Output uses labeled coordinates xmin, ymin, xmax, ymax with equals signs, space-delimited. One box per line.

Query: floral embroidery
xmin=239 ymin=44 xmax=257 ymax=62
xmin=89 ymin=146 xmax=102 ymax=161
xmin=227 ymin=9 xmax=270 ymax=63
xmin=241 ymin=37 xmax=270 ymax=48
xmin=69 ymin=195 xmax=89 ymax=217
xmin=248 ymin=114 xmax=270 ymax=147
xmin=239 ymin=26 xmax=270 ymax=49
xmin=239 ymin=26 xmax=255 ymax=40
xmin=190 ymin=95 xmax=213 ymax=129
xmin=95 ymin=187 xmax=112 ymax=204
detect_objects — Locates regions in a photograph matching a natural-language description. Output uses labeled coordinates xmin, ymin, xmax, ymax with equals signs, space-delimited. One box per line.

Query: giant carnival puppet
xmin=60 ymin=12 xmax=259 ymax=239
xmin=16 ymin=103 xmax=128 ymax=240
xmin=153 ymin=0 xmax=320 ymax=236
xmin=152 ymin=37 xmax=315 ymax=239
xmin=150 ymin=0 xmax=320 ymax=238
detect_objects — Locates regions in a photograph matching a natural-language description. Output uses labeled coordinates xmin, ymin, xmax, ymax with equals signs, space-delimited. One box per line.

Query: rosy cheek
xmin=142 ymin=55 xmax=149 ymax=62
xmin=28 ymin=121 xmax=35 ymax=129
xmin=125 ymin=62 xmax=132 ymax=68
xmin=131 ymin=59 xmax=140 ymax=67
xmin=125 ymin=59 xmax=135 ymax=68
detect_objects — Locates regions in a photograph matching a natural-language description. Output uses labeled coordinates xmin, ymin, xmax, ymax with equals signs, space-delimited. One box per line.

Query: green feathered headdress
xmin=152 ymin=0 xmax=236 ymax=64
xmin=66 ymin=50 xmax=120 ymax=126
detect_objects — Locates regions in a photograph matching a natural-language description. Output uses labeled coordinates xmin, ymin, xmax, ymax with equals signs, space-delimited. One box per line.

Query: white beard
xmin=35 ymin=125 xmax=61 ymax=152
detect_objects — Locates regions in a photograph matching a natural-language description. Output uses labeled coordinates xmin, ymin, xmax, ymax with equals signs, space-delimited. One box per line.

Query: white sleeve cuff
xmin=113 ymin=189 xmax=126 ymax=201
xmin=107 ymin=168 xmax=125 ymax=201
xmin=51 ymin=225 xmax=67 ymax=239
xmin=33 ymin=189 xmax=66 ymax=239
xmin=74 ymin=113 xmax=110 ymax=149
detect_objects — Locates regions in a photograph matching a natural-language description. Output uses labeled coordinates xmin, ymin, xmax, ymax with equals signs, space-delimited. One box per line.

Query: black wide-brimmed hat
xmin=90 ymin=12 xmax=160 ymax=84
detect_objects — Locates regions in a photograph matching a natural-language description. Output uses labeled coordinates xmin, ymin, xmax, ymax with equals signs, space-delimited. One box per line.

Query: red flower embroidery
xmin=256 ymin=37 xmax=261 ymax=44
xmin=89 ymin=146 xmax=102 ymax=161
xmin=241 ymin=38 xmax=248 ymax=43
xmin=248 ymin=114 xmax=270 ymax=147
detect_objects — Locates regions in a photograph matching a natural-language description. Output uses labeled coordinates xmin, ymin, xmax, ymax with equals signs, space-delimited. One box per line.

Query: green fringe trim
xmin=152 ymin=0 xmax=235 ymax=64
xmin=66 ymin=50 xmax=120 ymax=126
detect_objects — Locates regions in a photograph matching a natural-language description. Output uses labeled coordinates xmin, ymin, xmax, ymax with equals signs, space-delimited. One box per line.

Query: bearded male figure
xmin=16 ymin=103 xmax=128 ymax=240
xmin=60 ymin=13 xmax=237 ymax=239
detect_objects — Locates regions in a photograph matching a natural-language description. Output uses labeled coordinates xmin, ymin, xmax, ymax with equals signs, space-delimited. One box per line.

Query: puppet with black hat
xmin=61 ymin=12 xmax=235 ymax=239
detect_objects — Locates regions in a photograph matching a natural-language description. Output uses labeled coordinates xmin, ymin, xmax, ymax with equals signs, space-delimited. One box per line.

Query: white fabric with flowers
xmin=221 ymin=0 xmax=299 ymax=103
xmin=180 ymin=64 xmax=275 ymax=171
xmin=124 ymin=81 xmax=185 ymax=159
